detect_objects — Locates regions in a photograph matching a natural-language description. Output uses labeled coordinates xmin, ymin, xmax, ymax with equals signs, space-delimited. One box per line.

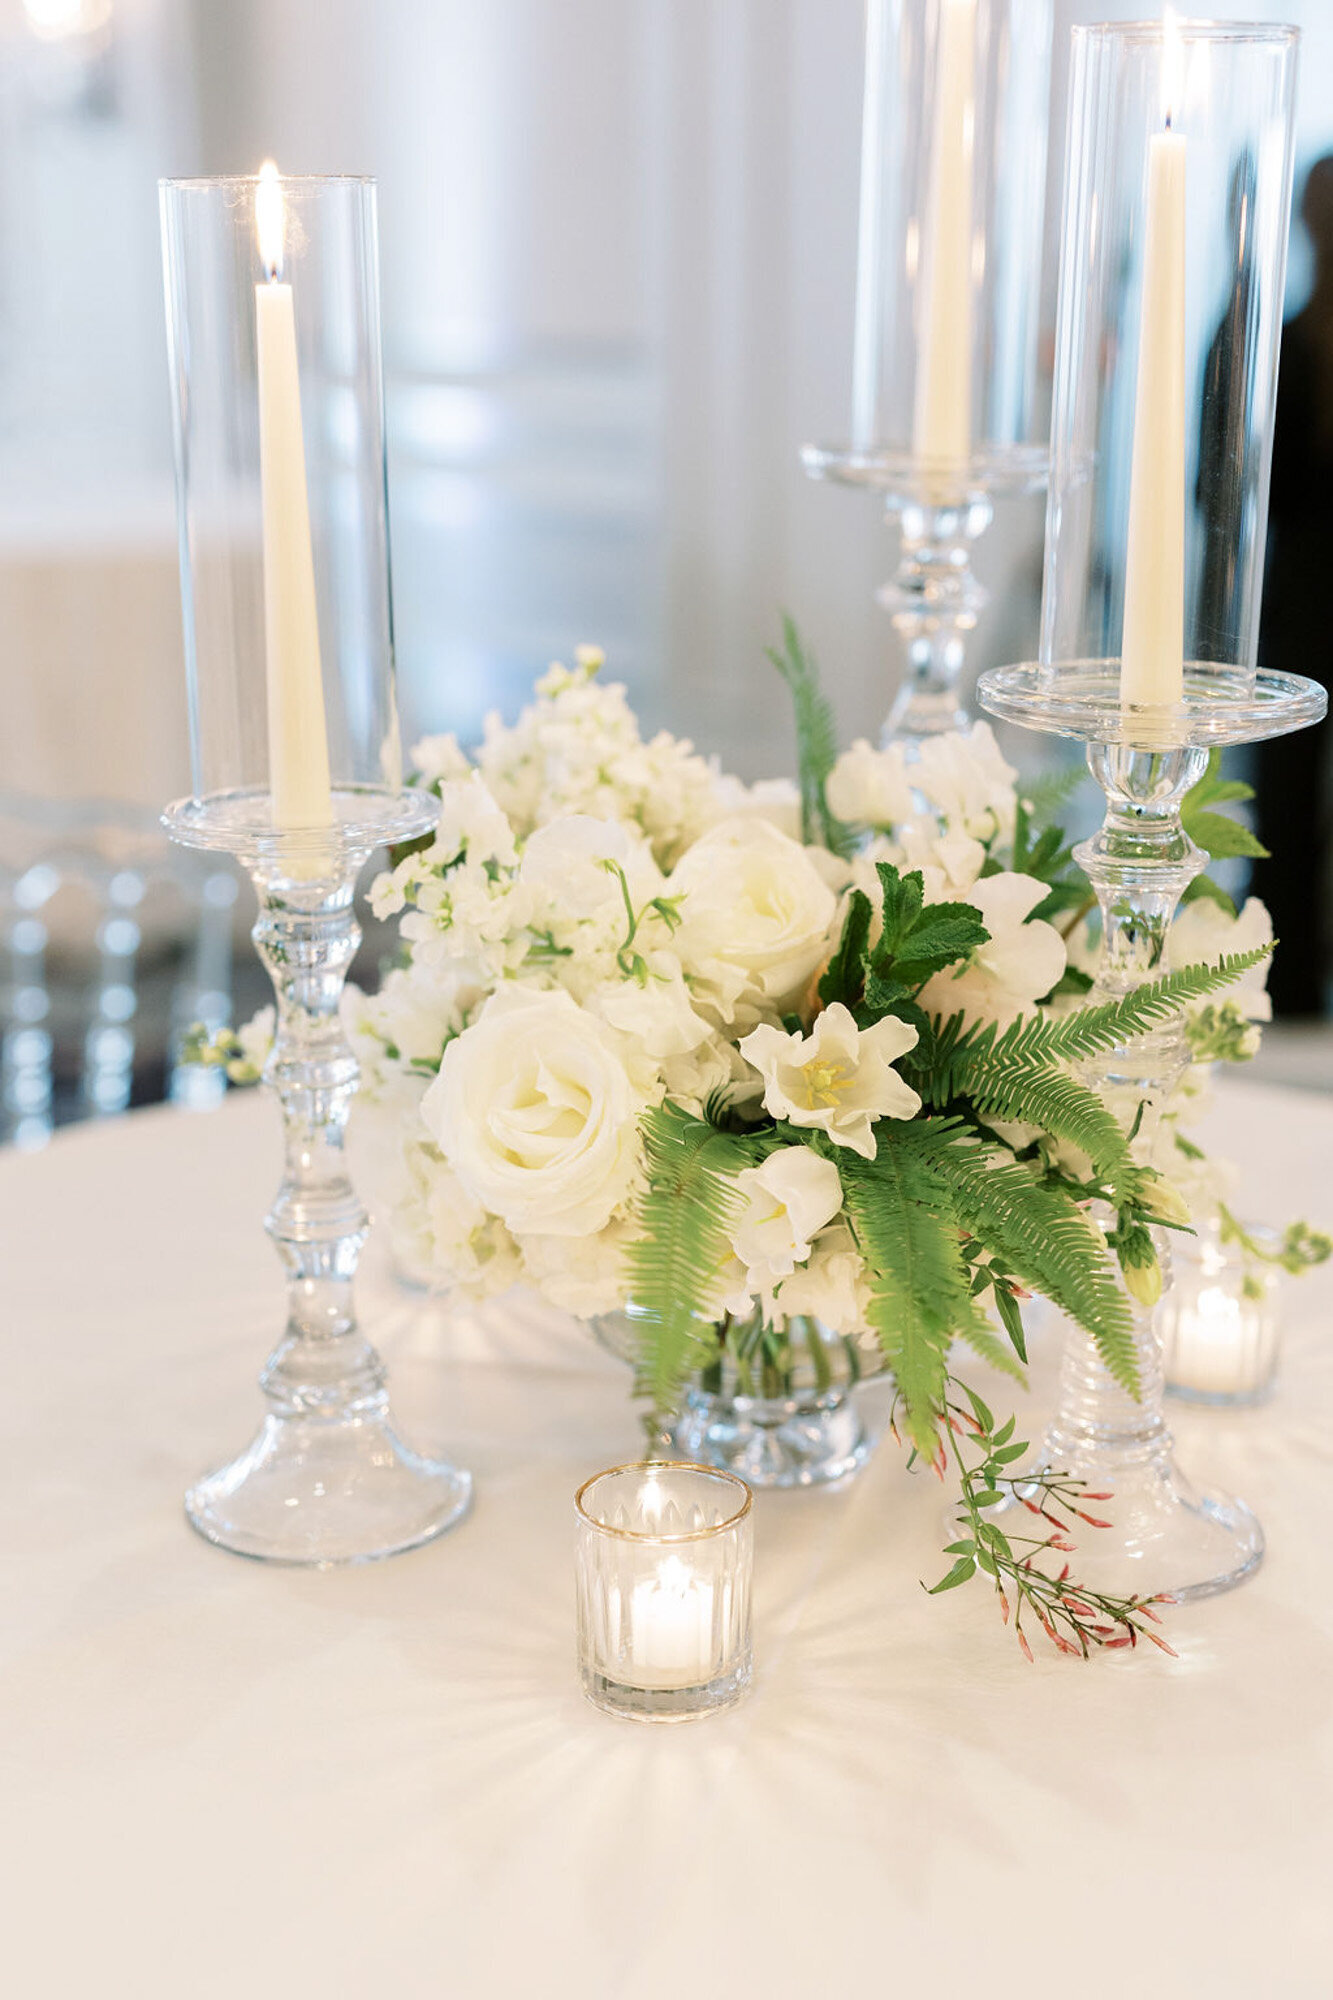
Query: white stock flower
xmin=409 ymin=733 xmax=473 ymax=787
xmin=228 ymin=1006 xmax=274 ymax=1083
xmin=1167 ymin=894 xmax=1273 ymax=1023
xmin=893 ymin=817 xmax=986 ymax=903
xmin=520 ymin=1218 xmax=635 ymax=1316
xmin=671 ymin=817 xmax=839 ymax=1023
xmin=519 ymin=813 xmax=659 ymax=921
xmin=421 ymin=986 xmax=649 ymax=1236
xmin=826 ymin=738 xmax=915 ymax=829
xmin=740 ymin=1002 xmax=921 ymax=1158
xmin=435 ymin=774 xmax=518 ymax=869
xmin=775 ymin=1222 xmax=874 ymax=1334
xmin=914 ymin=722 xmax=1019 ymax=844
xmin=592 ymin=952 xmax=714 ymax=1059
xmin=917 ymin=871 xmax=1066 ymax=1028
xmin=725 ymin=1148 xmax=843 ymax=1299
xmin=397 ymin=1143 xmax=523 ymax=1298
xmin=707 ymin=774 xmax=804 ymax=841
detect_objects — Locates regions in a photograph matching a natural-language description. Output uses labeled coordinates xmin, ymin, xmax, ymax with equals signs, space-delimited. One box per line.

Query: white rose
xmin=740 ymin=1002 xmax=921 ymax=1158
xmin=917 ymin=871 xmax=1066 ymax=1028
xmin=826 ymin=739 xmax=915 ymax=829
xmin=725 ymin=1147 xmax=843 ymax=1299
xmin=671 ymin=817 xmax=839 ymax=1023
xmin=421 ymin=986 xmax=649 ymax=1236
xmin=1167 ymin=894 xmax=1273 ymax=1023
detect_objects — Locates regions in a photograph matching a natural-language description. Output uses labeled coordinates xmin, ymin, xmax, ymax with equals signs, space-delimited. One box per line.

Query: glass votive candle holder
xmin=575 ymin=1462 xmax=753 ymax=1722
xmin=1160 ymin=1223 xmax=1282 ymax=1408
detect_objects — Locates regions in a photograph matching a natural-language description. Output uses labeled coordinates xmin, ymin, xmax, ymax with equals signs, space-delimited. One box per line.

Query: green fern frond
xmin=922 ymin=1129 xmax=1139 ymax=1393
xmin=840 ymin=1129 xmax=990 ymax=1456
xmin=766 ymin=614 xmax=857 ymax=860
xmin=954 ymin=1313 xmax=1028 ymax=1385
xmin=909 ymin=947 xmax=1272 ymax=1111
xmin=625 ymin=1104 xmax=754 ymax=1416
xmin=1021 ymin=763 xmax=1086 ymax=827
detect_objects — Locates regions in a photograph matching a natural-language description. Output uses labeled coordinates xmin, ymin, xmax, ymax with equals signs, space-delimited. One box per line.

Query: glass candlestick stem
xmin=166 ymin=795 xmax=472 ymax=1565
xmin=878 ymin=497 xmax=991 ymax=746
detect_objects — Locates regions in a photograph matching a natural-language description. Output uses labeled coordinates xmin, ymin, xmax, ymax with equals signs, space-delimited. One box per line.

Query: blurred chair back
xmin=0 ymin=797 xmax=237 ymax=1149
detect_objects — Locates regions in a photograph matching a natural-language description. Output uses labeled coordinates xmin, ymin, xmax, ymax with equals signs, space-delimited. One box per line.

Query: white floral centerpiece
xmin=199 ymin=629 xmax=1317 ymax=1654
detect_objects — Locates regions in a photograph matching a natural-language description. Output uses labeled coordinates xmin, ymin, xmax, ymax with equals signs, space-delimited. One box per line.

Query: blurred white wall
xmin=0 ymin=0 xmax=1329 ymax=803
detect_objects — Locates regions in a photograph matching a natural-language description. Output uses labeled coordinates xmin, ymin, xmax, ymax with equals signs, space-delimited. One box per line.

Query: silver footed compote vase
xmin=979 ymin=669 xmax=1326 ymax=1598
xmin=166 ymin=792 xmax=472 ymax=1563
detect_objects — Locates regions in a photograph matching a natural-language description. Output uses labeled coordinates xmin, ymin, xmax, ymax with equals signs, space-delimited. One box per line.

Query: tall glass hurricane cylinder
xmin=979 ymin=24 xmax=1323 ymax=1603
xmin=159 ymin=171 xmax=471 ymax=1564
xmin=802 ymin=0 xmax=1053 ymax=744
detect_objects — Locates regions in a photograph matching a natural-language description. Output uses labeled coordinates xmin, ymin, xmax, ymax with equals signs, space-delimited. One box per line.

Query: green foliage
xmin=623 ymin=1105 xmax=758 ymax=1416
xmin=925 ymin=1129 xmax=1138 ymax=1392
xmin=819 ymin=888 xmax=874 ymax=1008
xmin=766 ymin=615 xmax=857 ymax=859
xmin=868 ymin=864 xmax=990 ymax=998
xmin=1182 ymin=748 xmax=1268 ymax=864
xmin=839 ymin=1131 xmax=990 ymax=1456
xmin=1218 ymin=1205 xmax=1333 ymax=1276
xmin=1020 ymin=763 xmax=1086 ymax=827
xmin=1178 ymin=872 xmax=1239 ymax=921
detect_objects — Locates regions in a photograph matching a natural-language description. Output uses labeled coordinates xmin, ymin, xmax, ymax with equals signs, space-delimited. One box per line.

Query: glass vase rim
xmin=159 ymin=172 xmax=377 ymax=192
xmin=1069 ymin=20 xmax=1298 ymax=51
xmin=574 ymin=1461 xmax=754 ymax=1542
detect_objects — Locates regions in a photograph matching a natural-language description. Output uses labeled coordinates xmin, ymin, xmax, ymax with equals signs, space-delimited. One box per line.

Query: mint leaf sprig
xmin=923 ymin=1379 xmax=1177 ymax=1661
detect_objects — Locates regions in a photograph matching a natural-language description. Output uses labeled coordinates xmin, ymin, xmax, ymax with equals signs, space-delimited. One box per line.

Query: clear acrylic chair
xmin=0 ymin=796 xmax=238 ymax=1148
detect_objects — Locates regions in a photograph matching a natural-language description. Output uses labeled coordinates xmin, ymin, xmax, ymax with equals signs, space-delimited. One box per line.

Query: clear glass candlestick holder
xmin=802 ymin=0 xmax=1052 ymax=745
xmin=159 ymin=171 xmax=471 ymax=1563
xmin=575 ymin=1463 xmax=753 ymax=1722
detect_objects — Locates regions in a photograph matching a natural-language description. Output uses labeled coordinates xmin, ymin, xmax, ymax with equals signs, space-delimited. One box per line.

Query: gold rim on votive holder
xmin=574 ymin=1461 xmax=753 ymax=1543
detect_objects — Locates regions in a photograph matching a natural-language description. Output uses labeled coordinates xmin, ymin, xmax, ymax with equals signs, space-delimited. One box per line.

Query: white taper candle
xmin=913 ymin=0 xmax=977 ymax=475
xmin=1120 ymin=20 xmax=1187 ymax=709
xmin=254 ymin=162 xmax=334 ymax=837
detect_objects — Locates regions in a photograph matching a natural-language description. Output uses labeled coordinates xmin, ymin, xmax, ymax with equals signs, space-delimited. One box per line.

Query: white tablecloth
xmin=2 ymin=1082 xmax=1331 ymax=1999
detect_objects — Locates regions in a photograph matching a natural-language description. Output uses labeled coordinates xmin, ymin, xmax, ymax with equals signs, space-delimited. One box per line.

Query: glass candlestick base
xmin=975 ymin=670 xmax=1326 ymax=1601
xmin=166 ymin=786 xmax=472 ymax=1566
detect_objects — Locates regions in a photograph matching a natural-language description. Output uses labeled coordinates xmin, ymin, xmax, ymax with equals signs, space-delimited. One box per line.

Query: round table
xmin=3 ymin=1081 xmax=1330 ymax=1998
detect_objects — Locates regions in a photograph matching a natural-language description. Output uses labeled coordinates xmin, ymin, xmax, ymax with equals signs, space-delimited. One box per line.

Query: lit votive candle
xmin=1161 ymin=1226 xmax=1281 ymax=1407
xmin=575 ymin=1462 xmax=753 ymax=1721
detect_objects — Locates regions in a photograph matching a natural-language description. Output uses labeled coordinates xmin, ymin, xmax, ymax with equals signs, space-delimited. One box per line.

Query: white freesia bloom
xmin=725 ymin=1148 xmax=843 ymax=1301
xmin=915 ymin=722 xmax=1019 ymax=844
xmin=671 ymin=817 xmax=839 ymax=1023
xmin=1167 ymin=894 xmax=1273 ymax=1023
xmin=917 ymin=871 xmax=1066 ymax=1028
xmin=826 ymin=738 xmax=915 ymax=829
xmin=739 ymin=1002 xmax=920 ymax=1158
xmin=421 ymin=986 xmax=650 ymax=1236
xmin=708 ymin=774 xmax=804 ymax=840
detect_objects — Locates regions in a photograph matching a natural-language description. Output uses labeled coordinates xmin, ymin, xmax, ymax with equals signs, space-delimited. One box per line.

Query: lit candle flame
xmin=255 ymin=160 xmax=285 ymax=283
xmin=1161 ymin=8 xmax=1184 ymax=132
